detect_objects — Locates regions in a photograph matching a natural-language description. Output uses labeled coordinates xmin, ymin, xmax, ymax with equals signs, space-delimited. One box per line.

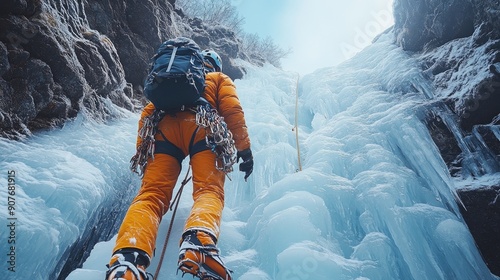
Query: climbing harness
xmin=195 ymin=103 xmax=237 ymax=174
xmin=130 ymin=102 xmax=237 ymax=176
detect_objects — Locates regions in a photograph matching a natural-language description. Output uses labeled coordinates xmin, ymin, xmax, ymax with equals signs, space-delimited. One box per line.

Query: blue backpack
xmin=143 ymin=37 xmax=206 ymax=111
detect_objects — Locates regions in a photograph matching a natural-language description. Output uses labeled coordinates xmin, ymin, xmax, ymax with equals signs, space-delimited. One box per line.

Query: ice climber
xmin=105 ymin=48 xmax=253 ymax=280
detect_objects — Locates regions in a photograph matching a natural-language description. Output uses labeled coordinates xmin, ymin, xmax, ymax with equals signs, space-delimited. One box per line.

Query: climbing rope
xmin=153 ymin=166 xmax=192 ymax=280
xmin=294 ymin=73 xmax=302 ymax=171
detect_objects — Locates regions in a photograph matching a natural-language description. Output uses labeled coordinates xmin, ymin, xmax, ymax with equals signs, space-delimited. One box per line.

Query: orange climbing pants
xmin=112 ymin=111 xmax=226 ymax=260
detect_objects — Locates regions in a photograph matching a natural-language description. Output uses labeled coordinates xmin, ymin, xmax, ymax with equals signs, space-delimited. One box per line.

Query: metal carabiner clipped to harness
xmin=195 ymin=104 xmax=237 ymax=173
xmin=130 ymin=109 xmax=166 ymax=177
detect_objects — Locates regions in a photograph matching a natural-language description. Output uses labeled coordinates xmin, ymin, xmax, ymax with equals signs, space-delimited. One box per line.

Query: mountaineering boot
xmin=105 ymin=249 xmax=151 ymax=280
xmin=177 ymin=230 xmax=232 ymax=280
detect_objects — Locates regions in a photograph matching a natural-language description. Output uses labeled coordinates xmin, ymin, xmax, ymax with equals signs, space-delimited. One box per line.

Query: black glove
xmin=237 ymin=148 xmax=253 ymax=181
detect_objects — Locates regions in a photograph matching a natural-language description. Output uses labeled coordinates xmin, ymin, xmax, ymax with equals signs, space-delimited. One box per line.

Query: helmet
xmin=201 ymin=49 xmax=222 ymax=72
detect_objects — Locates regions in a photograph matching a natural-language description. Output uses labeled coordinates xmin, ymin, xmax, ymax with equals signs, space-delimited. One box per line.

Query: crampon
xmin=106 ymin=261 xmax=149 ymax=280
xmin=105 ymin=250 xmax=152 ymax=280
xmin=177 ymin=231 xmax=232 ymax=280
xmin=178 ymin=248 xmax=232 ymax=280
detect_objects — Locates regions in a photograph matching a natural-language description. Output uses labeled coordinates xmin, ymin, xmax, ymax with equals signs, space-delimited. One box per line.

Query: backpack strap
xmin=166 ymin=46 xmax=178 ymax=72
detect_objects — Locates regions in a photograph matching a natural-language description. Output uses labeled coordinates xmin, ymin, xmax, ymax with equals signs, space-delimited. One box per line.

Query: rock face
xmin=394 ymin=0 xmax=500 ymax=175
xmin=394 ymin=0 xmax=500 ymax=275
xmin=0 ymin=0 xmax=133 ymax=138
xmin=0 ymin=0 xmax=246 ymax=139
xmin=458 ymin=186 xmax=500 ymax=277
xmin=393 ymin=0 xmax=475 ymax=51
xmin=394 ymin=0 xmax=500 ymax=130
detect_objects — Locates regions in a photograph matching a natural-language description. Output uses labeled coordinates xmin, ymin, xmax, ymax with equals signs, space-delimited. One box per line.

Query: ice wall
xmin=0 ymin=107 xmax=140 ymax=280
xmin=222 ymin=33 xmax=496 ymax=280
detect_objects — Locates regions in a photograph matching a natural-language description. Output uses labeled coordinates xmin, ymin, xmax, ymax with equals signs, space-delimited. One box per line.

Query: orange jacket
xmin=138 ymin=72 xmax=251 ymax=152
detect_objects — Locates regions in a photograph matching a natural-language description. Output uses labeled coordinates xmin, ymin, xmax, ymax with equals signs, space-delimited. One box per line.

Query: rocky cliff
xmin=393 ymin=0 xmax=500 ymax=275
xmin=0 ymin=0 xmax=246 ymax=139
xmin=394 ymin=0 xmax=499 ymax=135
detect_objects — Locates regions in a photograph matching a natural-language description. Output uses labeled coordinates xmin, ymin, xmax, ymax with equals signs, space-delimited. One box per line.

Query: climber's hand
xmin=237 ymin=149 xmax=253 ymax=181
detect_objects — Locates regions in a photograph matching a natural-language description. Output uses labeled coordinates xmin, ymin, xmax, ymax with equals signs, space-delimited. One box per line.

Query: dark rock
xmin=1 ymin=15 xmax=87 ymax=105
xmin=0 ymin=111 xmax=31 ymax=139
xmin=108 ymin=87 xmax=135 ymax=111
xmin=7 ymin=48 xmax=29 ymax=65
xmin=458 ymin=186 xmax=500 ymax=276
xmin=393 ymin=0 xmax=474 ymax=51
xmin=0 ymin=78 xmax=12 ymax=111
xmin=84 ymin=0 xmax=187 ymax=86
xmin=0 ymin=15 xmax=39 ymax=50
xmin=189 ymin=17 xmax=204 ymax=30
xmin=0 ymin=41 xmax=9 ymax=75
xmin=0 ymin=42 xmax=11 ymax=117
xmin=419 ymin=29 xmax=500 ymax=132
xmin=74 ymin=40 xmax=113 ymax=97
xmin=24 ymin=59 xmax=54 ymax=111
xmin=112 ymin=32 xmax=151 ymax=86
xmin=82 ymin=94 xmax=112 ymax=120
xmin=3 ymin=51 xmax=55 ymax=123
xmin=0 ymin=0 xmax=28 ymax=16
xmin=425 ymin=113 xmax=463 ymax=176
xmin=467 ymin=0 xmax=500 ymax=38
xmin=474 ymin=125 xmax=500 ymax=161
xmin=221 ymin=55 xmax=245 ymax=80
xmin=194 ymin=24 xmax=244 ymax=80
xmin=491 ymin=64 xmax=500 ymax=77
xmin=0 ymin=0 xmax=40 ymax=16
xmin=82 ymin=31 xmax=126 ymax=89
xmin=0 ymin=0 xmax=143 ymax=136
xmin=459 ymin=75 xmax=500 ymax=131
xmin=217 ymin=38 xmax=239 ymax=58
xmin=35 ymin=85 xmax=70 ymax=120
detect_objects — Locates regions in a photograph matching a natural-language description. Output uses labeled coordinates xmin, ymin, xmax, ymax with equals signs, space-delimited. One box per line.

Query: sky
xmin=232 ymin=0 xmax=394 ymax=75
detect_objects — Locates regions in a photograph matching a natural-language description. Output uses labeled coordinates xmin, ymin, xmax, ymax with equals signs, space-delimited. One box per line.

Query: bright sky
xmin=232 ymin=0 xmax=394 ymax=76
